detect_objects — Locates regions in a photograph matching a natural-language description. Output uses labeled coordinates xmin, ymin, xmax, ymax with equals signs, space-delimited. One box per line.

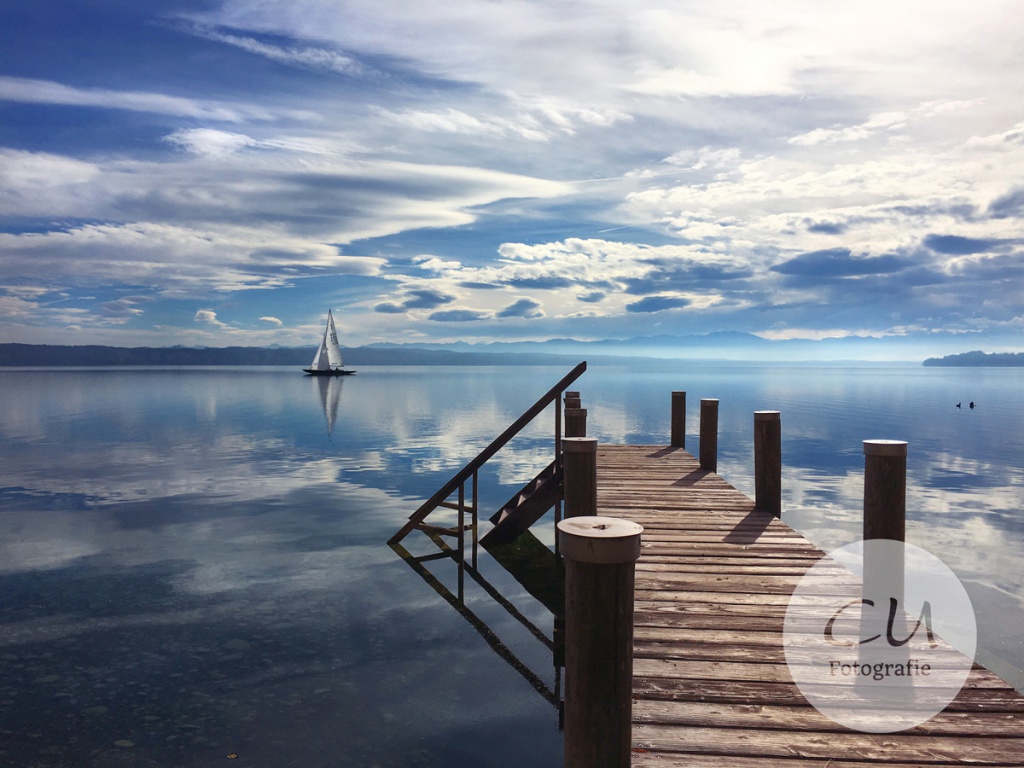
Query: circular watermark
xmin=783 ymin=539 xmax=977 ymax=733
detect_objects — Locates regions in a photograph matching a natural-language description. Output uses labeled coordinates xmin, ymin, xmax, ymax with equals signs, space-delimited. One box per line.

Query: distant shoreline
xmin=922 ymin=351 xmax=1024 ymax=367
xmin=3 ymin=343 xmax=1021 ymax=368
xmin=0 ymin=343 xmax=604 ymax=368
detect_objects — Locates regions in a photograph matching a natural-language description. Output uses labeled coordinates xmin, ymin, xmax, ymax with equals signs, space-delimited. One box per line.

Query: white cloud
xmin=99 ymin=299 xmax=145 ymax=323
xmin=0 ymin=141 xmax=565 ymax=300
xmin=260 ymin=316 xmax=284 ymax=326
xmin=0 ymin=145 xmax=569 ymax=240
xmin=194 ymin=27 xmax=364 ymax=75
xmin=965 ymin=120 xmax=1024 ymax=151
xmin=0 ymin=148 xmax=99 ymax=187
xmin=0 ymin=222 xmax=385 ymax=294
xmin=0 ymin=291 xmax=46 ymax=320
xmin=197 ymin=0 xmax=1024 ymax=116
xmin=788 ymin=103 xmax=985 ymax=146
xmin=165 ymin=128 xmax=262 ymax=157
xmin=0 ymin=76 xmax=314 ymax=122
xmin=663 ymin=146 xmax=742 ymax=171
xmin=373 ymin=107 xmax=508 ymax=137
xmin=625 ymin=119 xmax=1024 ymax=265
xmin=195 ymin=309 xmax=226 ymax=326
xmin=373 ymin=107 xmax=546 ymax=141
xmin=401 ymin=237 xmax=749 ymax=324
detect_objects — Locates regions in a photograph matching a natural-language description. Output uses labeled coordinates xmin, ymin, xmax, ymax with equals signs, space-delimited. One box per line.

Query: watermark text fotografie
xmin=783 ymin=540 xmax=977 ymax=733
xmin=828 ymin=659 xmax=931 ymax=681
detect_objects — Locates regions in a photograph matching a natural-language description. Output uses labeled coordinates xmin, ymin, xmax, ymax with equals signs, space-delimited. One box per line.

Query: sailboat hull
xmin=303 ymin=369 xmax=356 ymax=376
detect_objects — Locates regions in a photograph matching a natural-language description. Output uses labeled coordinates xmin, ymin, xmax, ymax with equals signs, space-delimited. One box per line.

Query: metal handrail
xmin=387 ymin=361 xmax=586 ymax=545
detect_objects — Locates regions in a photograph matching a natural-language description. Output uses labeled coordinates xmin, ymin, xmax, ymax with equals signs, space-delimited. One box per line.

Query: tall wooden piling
xmin=558 ymin=515 xmax=643 ymax=768
xmin=754 ymin=410 xmax=782 ymax=517
xmin=563 ymin=436 xmax=597 ymax=518
xmin=565 ymin=408 xmax=587 ymax=438
xmin=699 ymin=398 xmax=719 ymax=473
xmin=671 ymin=391 xmax=686 ymax=448
xmin=861 ymin=439 xmax=909 ymax=667
xmin=863 ymin=439 xmax=907 ymax=542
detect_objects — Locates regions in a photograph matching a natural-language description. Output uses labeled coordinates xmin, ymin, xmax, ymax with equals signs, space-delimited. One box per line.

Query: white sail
xmin=310 ymin=310 xmax=344 ymax=371
xmin=325 ymin=310 xmax=344 ymax=368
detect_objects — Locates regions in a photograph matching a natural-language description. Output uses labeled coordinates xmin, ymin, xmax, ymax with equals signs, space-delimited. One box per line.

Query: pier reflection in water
xmin=390 ymin=523 xmax=565 ymax=716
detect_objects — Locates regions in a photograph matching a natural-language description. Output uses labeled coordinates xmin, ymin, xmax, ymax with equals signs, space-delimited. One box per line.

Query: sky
xmin=2 ymin=0 xmax=1023 ymax=354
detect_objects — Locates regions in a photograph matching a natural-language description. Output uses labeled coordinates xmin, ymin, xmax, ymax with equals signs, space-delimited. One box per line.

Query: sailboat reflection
xmin=389 ymin=526 xmax=565 ymax=714
xmin=312 ymin=375 xmax=344 ymax=437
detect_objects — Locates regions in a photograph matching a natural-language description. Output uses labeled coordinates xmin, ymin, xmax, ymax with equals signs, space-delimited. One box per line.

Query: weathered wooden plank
xmin=632 ymin=724 xmax=1024 ymax=763
xmin=636 ymin=562 xmax=833 ymax=576
xmin=639 ymin=546 xmax=825 ymax=559
xmin=637 ymin=548 xmax=831 ymax=559
xmin=635 ymin=613 xmax=785 ymax=632
xmin=632 ymin=699 xmax=1024 ymax=736
xmin=638 ymin=537 xmax=810 ymax=547
xmin=631 ymin=755 xmax=1023 ymax=768
xmin=632 ymin=572 xmax=849 ymax=594
xmin=634 ymin=625 xmax=785 ymax=644
xmin=634 ymin=589 xmax=793 ymax=604
xmin=635 ymin=674 xmax=1024 ymax=711
xmin=635 ymin=640 xmax=789 ymax=663
xmin=638 ymin=558 xmax=826 ymax=571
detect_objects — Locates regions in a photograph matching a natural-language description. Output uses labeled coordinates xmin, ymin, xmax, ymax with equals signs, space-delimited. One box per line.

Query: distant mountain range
xmin=0 ymin=342 xmax=593 ymax=367
xmin=923 ymin=351 xmax=1024 ymax=367
xmin=1 ymin=333 xmax=1020 ymax=367
xmin=362 ymin=331 xmax=1021 ymax=362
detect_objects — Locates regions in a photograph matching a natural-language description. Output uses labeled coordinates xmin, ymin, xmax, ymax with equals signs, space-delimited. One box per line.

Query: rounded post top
xmin=863 ymin=439 xmax=908 ymax=457
xmin=672 ymin=390 xmax=686 ymax=396
xmin=700 ymin=398 xmax=719 ymax=405
xmin=754 ymin=410 xmax=781 ymax=420
xmin=557 ymin=516 xmax=643 ymax=564
xmin=563 ymin=436 xmax=597 ymax=453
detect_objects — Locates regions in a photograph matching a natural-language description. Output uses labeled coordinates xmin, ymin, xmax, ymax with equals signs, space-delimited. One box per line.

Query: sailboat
xmin=303 ymin=309 xmax=356 ymax=376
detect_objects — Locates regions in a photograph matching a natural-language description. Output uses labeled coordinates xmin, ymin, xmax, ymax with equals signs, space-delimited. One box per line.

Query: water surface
xmin=1 ymin=363 xmax=1021 ymax=766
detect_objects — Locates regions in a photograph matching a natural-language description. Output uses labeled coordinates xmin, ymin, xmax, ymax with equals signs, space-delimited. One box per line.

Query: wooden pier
xmin=390 ymin=367 xmax=1023 ymax=766
xmin=594 ymin=444 xmax=1024 ymax=767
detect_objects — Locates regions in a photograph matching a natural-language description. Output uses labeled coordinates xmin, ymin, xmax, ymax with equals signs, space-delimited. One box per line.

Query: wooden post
xmin=754 ymin=411 xmax=781 ymax=517
xmin=565 ymin=391 xmax=582 ymax=409
xmin=671 ymin=391 xmax=686 ymax=448
xmin=863 ymin=440 xmax=907 ymax=542
xmin=558 ymin=515 xmax=643 ymax=768
xmin=565 ymin=408 xmax=587 ymax=438
xmin=699 ymin=398 xmax=719 ymax=473
xmin=860 ymin=440 xmax=909 ymax=670
xmin=563 ymin=437 xmax=597 ymax=518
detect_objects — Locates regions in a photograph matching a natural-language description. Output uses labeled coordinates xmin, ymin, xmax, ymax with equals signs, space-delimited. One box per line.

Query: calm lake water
xmin=1 ymin=362 xmax=1022 ymax=766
